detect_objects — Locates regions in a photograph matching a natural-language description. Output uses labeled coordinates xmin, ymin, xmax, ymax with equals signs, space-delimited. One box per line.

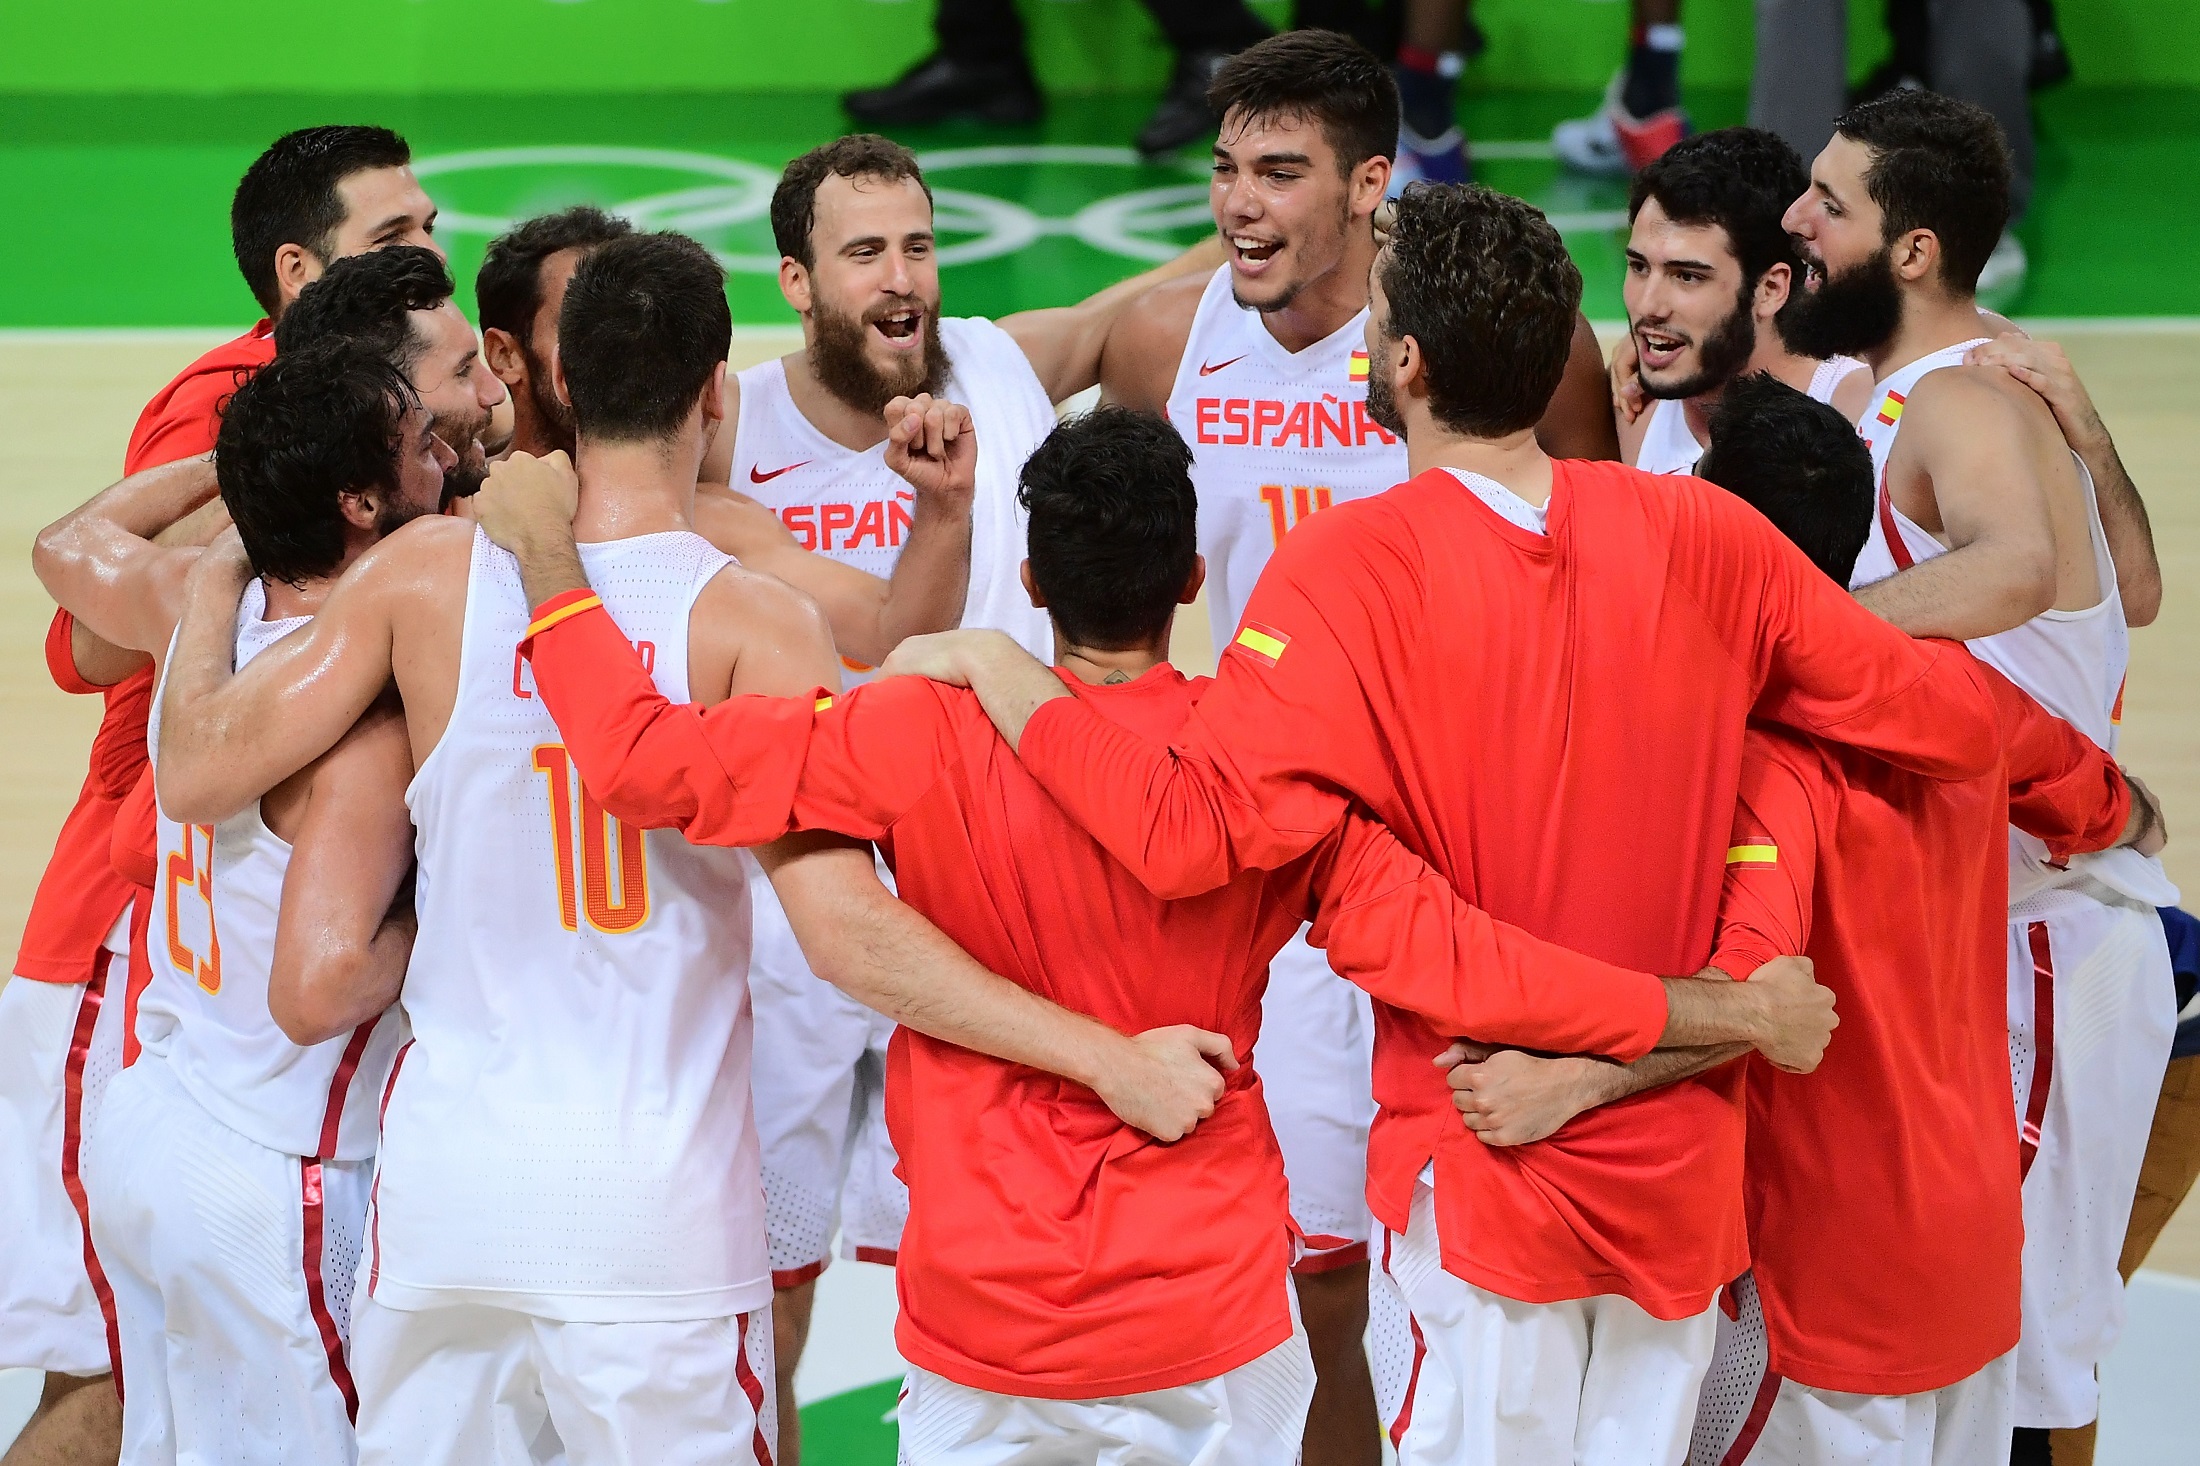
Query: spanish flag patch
xmin=1348 ymin=349 xmax=1370 ymax=382
xmin=815 ymin=695 xmax=834 ymax=712
xmin=1874 ymin=390 xmax=1906 ymax=427
xmin=1233 ymin=622 xmax=1290 ymax=668
xmin=1726 ymin=844 xmax=1779 ymax=866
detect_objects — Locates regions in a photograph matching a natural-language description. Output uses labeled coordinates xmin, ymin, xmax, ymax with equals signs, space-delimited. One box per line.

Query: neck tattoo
xmin=1102 ymin=669 xmax=1132 ymax=685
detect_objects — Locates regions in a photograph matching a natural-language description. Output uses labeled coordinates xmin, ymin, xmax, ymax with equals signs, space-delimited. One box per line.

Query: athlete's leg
xmin=1294 ymin=1263 xmax=1379 ymax=1466
xmin=0 ymin=1375 xmax=120 ymax=1466
xmin=2008 ymin=898 xmax=2175 ymax=1431
xmin=772 ymin=1280 xmax=816 ymax=1466
xmin=535 ymin=1310 xmax=776 ymax=1466
xmin=351 ymin=1300 xmax=550 ymax=1466
xmin=1260 ymin=937 xmax=1380 ymax=1464
xmin=1748 ymin=0 xmax=1849 ymax=163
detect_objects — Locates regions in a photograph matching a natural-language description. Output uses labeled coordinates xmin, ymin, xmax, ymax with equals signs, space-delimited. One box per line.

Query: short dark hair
xmin=215 ymin=340 xmax=416 ymax=586
xmin=1018 ymin=406 xmax=1198 ymax=651
xmin=560 ymin=232 xmax=732 ymax=443
xmin=1629 ymin=128 xmax=1809 ymax=285
xmin=476 ymin=206 xmax=635 ymax=341
xmin=1833 ymin=90 xmax=2010 ymax=294
xmin=1208 ymin=29 xmax=1399 ymax=174
xmin=771 ymin=135 xmax=932 ymax=269
xmin=1697 ymin=373 xmax=1874 ymax=585
xmin=1377 ymin=184 xmax=1581 ymax=437
xmin=274 ymin=245 xmax=453 ymax=370
xmin=231 ymin=126 xmax=414 ymax=317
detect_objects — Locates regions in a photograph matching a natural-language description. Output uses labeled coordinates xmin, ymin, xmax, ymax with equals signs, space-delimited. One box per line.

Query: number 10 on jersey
xmin=533 ymin=744 xmax=651 ymax=934
xmin=1260 ymin=484 xmax=1333 ymax=547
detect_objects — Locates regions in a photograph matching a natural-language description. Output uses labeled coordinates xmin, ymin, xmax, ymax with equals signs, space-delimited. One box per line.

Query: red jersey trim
xmin=1718 ymin=1368 xmax=1783 ymax=1465
xmin=851 ymin=1245 xmax=899 ymax=1268
xmin=2018 ymin=921 xmax=2056 ymax=1180
xmin=314 ymin=1024 xmax=377 ymax=1161
xmin=1291 ymin=1241 xmax=1370 ymax=1276
xmin=300 ymin=1159 xmax=359 ymax=1421
xmin=526 ymin=591 xmax=603 ymax=640
xmin=732 ymin=1312 xmax=774 ymax=1465
xmin=1875 ymin=482 xmax=1917 ymax=573
xmin=61 ymin=952 xmax=124 ymax=1387
xmin=772 ymin=1259 xmax=828 ymax=1291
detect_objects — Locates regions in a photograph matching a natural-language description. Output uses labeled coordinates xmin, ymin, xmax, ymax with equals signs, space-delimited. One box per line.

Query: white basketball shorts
xmin=749 ymin=856 xmax=906 ymax=1286
xmin=86 ymin=1050 xmax=369 ymax=1465
xmin=1689 ymin=1271 xmax=2014 ymax=1466
xmin=1372 ymin=1175 xmax=1718 ymax=1466
xmin=0 ymin=928 xmax=129 ymax=1376
xmin=895 ymin=1288 xmax=1313 ymax=1465
xmin=2005 ymin=889 xmax=2175 ymax=1428
xmin=1261 ymin=929 xmax=1377 ymax=1273
xmin=350 ymin=1295 xmax=775 ymax=1466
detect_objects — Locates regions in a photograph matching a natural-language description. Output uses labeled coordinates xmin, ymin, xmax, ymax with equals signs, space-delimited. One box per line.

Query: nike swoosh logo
xmin=750 ymin=461 xmax=808 ymax=483
xmin=1198 ymin=355 xmax=1246 ymax=377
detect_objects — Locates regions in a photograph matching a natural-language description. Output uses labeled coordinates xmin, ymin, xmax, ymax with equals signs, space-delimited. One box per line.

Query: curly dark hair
xmin=1207 ymin=29 xmax=1399 ymax=174
xmin=273 ymin=244 xmax=452 ymax=370
xmin=215 ymin=339 xmax=416 ymax=586
xmin=1376 ymin=183 xmax=1581 ymax=438
xmin=1834 ymin=89 xmax=2011 ymax=293
xmin=1629 ymin=128 xmax=1809 ymax=287
xmin=770 ymin=135 xmax=933 ymax=268
xmin=476 ymin=206 xmax=635 ymax=340
xmin=560 ymin=232 xmax=732 ymax=443
xmin=1698 ymin=373 xmax=1875 ymax=585
xmin=231 ymin=125 xmax=413 ymax=316
xmin=1018 ymin=406 xmax=1198 ymax=651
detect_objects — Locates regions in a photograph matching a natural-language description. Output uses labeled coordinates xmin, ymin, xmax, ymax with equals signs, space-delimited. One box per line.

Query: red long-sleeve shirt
xmin=1709 ymin=664 xmax=2130 ymax=1394
xmin=16 ymin=323 xmax=271 ymax=984
xmin=518 ymin=600 xmax=1677 ymax=1395
xmin=1013 ymin=461 xmax=2000 ymax=1319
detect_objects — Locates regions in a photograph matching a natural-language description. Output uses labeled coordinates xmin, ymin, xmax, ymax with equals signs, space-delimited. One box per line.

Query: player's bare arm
xmin=1439 ymin=1040 xmax=1750 ymax=1147
xmin=1852 ymin=368 xmax=2077 ymax=639
xmin=1534 ymin=315 xmax=1624 ymax=461
xmin=33 ymin=454 xmax=222 ymax=656
xmin=1094 ymin=272 xmax=1208 ymax=414
xmin=154 ymin=516 xmax=472 ymax=824
xmin=265 ymin=698 xmax=418 ymax=1046
xmin=1002 ymin=236 xmax=1226 ymax=403
xmin=1967 ymin=334 xmax=2162 ymax=626
xmin=693 ymin=393 xmax=978 ymax=668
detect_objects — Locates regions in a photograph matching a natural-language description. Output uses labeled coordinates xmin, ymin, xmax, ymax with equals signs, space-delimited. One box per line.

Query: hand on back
xmin=473 ymin=450 xmax=580 ymax=559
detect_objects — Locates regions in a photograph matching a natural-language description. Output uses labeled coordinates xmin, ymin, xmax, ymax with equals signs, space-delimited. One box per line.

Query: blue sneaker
xmin=1390 ymin=124 xmax=1471 ymax=197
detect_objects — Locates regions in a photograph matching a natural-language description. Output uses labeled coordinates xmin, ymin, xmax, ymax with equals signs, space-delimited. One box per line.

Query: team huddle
xmin=0 ymin=27 xmax=2181 ymax=1466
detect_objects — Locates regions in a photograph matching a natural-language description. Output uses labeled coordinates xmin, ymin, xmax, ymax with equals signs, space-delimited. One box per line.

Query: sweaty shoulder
xmin=1903 ymin=360 xmax=2059 ymax=437
xmin=1098 ymin=272 xmax=1207 ymax=413
xmin=353 ymin=514 xmax=478 ymax=598
xmin=693 ymin=558 xmax=839 ymax=702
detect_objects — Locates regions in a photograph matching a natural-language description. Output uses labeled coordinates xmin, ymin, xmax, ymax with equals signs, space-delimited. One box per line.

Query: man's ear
xmin=1179 ymin=552 xmax=1206 ymax=605
xmin=483 ymin=327 xmax=528 ymax=388
xmin=273 ymin=242 xmax=321 ymax=313
xmin=335 ymin=486 xmax=381 ymax=532
xmin=780 ymin=257 xmax=813 ymax=315
xmin=1351 ymin=155 xmax=1392 ymax=224
xmin=701 ymin=360 xmax=728 ymax=428
xmin=1394 ymin=332 xmax=1426 ymax=397
xmin=550 ymin=345 xmax=573 ymax=411
xmin=1754 ymin=262 xmax=1793 ymax=319
xmin=1892 ymin=228 xmax=1940 ymax=285
xmin=1019 ymin=559 xmax=1047 ymax=610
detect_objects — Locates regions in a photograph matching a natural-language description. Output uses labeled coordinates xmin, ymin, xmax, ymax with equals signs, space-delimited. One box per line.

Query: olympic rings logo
xmin=412 ymin=143 xmax=1219 ymax=271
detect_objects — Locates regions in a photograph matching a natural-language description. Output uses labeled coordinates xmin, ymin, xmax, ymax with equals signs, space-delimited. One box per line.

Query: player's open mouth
xmin=1802 ymin=260 xmax=1826 ymax=292
xmin=1636 ymin=328 xmax=1688 ymax=371
xmin=871 ymin=306 xmax=925 ymax=347
xmin=1230 ymin=235 xmax=1282 ymax=269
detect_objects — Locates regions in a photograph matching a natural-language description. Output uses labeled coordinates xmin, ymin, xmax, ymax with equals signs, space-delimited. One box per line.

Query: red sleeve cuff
xmin=1707 ymin=936 xmax=1782 ymax=983
xmin=44 ymin=610 xmax=103 ymax=696
xmin=524 ymin=589 xmax=604 ymax=644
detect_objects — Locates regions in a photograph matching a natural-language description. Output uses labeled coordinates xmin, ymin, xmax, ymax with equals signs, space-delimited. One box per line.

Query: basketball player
xmin=148 ymin=231 xmax=1247 ymax=1465
xmin=703 ymin=134 xmax=1228 ymax=1459
xmin=0 ymin=123 xmax=439 ymax=1463
xmin=1779 ymin=90 xmax=2179 ymax=1453
xmin=37 ymin=342 xmax=443 ymax=1464
xmin=273 ymin=244 xmax=507 ymax=502
xmin=1616 ymin=129 xmax=1872 ymax=473
xmin=1420 ymin=376 xmax=2162 ymax=1465
xmin=1073 ymin=34 xmax=1618 ymax=1457
xmin=878 ymin=182 xmax=2009 ymax=1466
xmin=472 ymin=385 xmax=1855 ymax=1463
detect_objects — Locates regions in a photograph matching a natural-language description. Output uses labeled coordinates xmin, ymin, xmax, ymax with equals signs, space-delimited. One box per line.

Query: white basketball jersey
xmin=142 ymin=580 xmax=405 ymax=1162
xmin=1633 ymin=355 xmax=1867 ymax=476
xmin=1852 ymin=341 xmax=2174 ymax=908
xmin=731 ymin=315 xmax=1054 ymax=681
xmin=1165 ymin=265 xmax=1410 ymax=645
xmin=372 ymin=527 xmax=767 ymax=1323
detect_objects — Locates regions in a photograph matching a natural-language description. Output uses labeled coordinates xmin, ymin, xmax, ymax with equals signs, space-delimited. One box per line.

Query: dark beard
xmin=1641 ymin=282 xmax=1759 ymax=401
xmin=811 ymin=297 xmax=947 ymax=416
xmin=1777 ymin=245 xmax=1904 ymax=361
xmin=431 ymin=408 xmax=492 ymax=505
xmin=376 ymin=490 xmax=435 ymax=536
xmin=1364 ymin=338 xmax=1405 ymax=439
xmin=520 ymin=342 xmax=577 ymax=457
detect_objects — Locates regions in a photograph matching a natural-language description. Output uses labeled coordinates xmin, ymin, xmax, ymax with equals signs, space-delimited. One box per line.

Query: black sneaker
xmin=1136 ymin=49 xmax=1234 ymax=160
xmin=843 ymin=51 xmax=1043 ymax=127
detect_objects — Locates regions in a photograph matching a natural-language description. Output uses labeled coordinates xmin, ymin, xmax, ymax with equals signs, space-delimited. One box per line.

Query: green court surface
xmin=2 ymin=85 xmax=2195 ymax=333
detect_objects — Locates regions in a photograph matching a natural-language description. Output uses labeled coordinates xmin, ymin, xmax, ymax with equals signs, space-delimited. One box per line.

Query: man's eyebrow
xmin=840 ymin=234 xmax=888 ymax=254
xmin=1254 ymin=151 xmax=1313 ymax=167
xmin=1662 ymin=256 xmax=1721 ymax=273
